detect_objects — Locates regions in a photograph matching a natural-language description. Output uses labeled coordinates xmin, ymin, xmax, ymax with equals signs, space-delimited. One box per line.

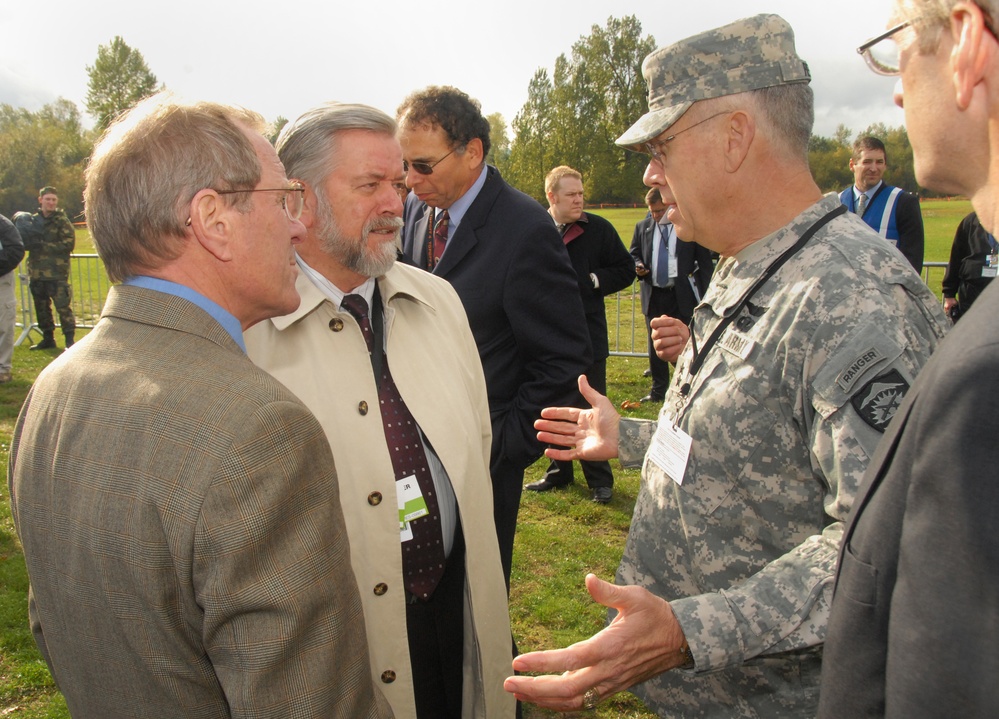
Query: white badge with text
xmin=648 ymin=418 xmax=693 ymax=486
xmin=397 ymin=474 xmax=429 ymax=542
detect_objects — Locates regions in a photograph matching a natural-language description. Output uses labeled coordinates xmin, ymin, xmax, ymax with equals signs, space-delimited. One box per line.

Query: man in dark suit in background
xmin=818 ymin=2 xmax=999 ymax=715
xmin=8 ymin=94 xmax=384 ymax=719
xmin=397 ymin=86 xmax=591 ymax=584
xmin=630 ymin=187 xmax=713 ymax=403
xmin=525 ymin=165 xmax=634 ymax=504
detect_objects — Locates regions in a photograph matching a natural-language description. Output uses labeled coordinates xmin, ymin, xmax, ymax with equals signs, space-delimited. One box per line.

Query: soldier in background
xmin=504 ymin=14 xmax=948 ymax=718
xmin=20 ymin=186 xmax=76 ymax=350
xmin=0 ymin=214 xmax=25 ymax=381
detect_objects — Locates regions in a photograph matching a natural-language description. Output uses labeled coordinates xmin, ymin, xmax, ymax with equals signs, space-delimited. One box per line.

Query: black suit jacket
xmin=405 ymin=166 xmax=591 ymax=471
xmin=561 ymin=212 xmax=635 ymax=360
xmin=818 ymin=279 xmax=999 ymax=718
xmin=629 ymin=214 xmax=713 ymax=319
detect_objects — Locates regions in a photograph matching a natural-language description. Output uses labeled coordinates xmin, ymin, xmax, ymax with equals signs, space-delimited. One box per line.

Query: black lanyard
xmin=679 ymin=205 xmax=847 ymax=398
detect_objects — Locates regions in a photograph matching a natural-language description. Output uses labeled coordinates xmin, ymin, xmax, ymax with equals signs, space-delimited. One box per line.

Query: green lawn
xmin=0 ymin=198 xmax=973 ymax=717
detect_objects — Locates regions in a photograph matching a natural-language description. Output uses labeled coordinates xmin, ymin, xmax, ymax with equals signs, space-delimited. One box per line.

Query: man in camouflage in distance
xmin=22 ymin=186 xmax=76 ymax=350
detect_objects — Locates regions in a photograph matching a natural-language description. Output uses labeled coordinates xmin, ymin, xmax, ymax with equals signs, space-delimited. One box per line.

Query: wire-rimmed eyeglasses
xmin=215 ymin=181 xmax=306 ymax=220
xmin=644 ymin=112 xmax=730 ymax=165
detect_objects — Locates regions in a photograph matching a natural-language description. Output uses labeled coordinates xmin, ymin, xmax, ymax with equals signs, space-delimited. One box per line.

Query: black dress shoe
xmin=525 ymin=478 xmax=569 ymax=492
xmin=639 ymin=394 xmax=664 ymax=403
xmin=642 ymin=368 xmax=652 ymax=377
xmin=591 ymin=487 xmax=613 ymax=503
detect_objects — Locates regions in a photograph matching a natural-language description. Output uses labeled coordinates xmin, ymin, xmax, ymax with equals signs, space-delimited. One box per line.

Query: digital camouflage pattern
xmin=616 ymin=14 xmax=811 ymax=151
xmin=614 ymin=195 xmax=949 ymax=718
xmin=26 ymin=208 xmax=75 ymax=281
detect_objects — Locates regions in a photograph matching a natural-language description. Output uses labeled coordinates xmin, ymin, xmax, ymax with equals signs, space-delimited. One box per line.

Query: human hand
xmin=651 ymin=315 xmax=689 ymax=364
xmin=504 ymin=574 xmax=687 ymax=711
xmin=535 ymin=375 xmax=620 ymax=462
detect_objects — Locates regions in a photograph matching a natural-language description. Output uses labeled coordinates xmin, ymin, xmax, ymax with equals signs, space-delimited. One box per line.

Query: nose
xmin=643 ymin=160 xmax=665 ymax=189
xmin=893 ymin=77 xmax=904 ymax=108
xmin=288 ymin=216 xmax=306 ymax=245
xmin=404 ymin=165 xmax=422 ymax=190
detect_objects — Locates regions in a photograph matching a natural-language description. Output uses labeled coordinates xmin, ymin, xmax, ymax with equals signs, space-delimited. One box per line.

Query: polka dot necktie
xmin=341 ymin=293 xmax=446 ymax=600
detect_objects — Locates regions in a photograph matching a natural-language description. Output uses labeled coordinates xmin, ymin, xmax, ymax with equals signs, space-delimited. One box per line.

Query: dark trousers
xmin=645 ymin=286 xmax=683 ymax=398
xmin=30 ymin=279 xmax=75 ymax=335
xmin=490 ymin=453 xmax=523 ymax=589
xmin=406 ymin=527 xmax=466 ymax=719
xmin=545 ymin=357 xmax=613 ymax=489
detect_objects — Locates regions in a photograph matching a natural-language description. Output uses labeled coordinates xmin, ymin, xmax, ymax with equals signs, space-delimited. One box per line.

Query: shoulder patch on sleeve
xmin=850 ymin=368 xmax=909 ymax=432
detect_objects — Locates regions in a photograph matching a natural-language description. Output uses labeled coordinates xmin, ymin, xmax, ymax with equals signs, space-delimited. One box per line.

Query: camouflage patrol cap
xmin=616 ymin=14 xmax=811 ymax=151
xmin=38 ymin=186 xmax=57 ymax=197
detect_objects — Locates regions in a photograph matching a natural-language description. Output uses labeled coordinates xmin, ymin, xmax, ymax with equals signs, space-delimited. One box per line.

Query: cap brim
xmin=615 ymin=102 xmax=692 ymax=152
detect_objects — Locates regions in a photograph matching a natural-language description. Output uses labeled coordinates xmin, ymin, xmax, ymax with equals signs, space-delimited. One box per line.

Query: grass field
xmin=0 ymin=198 xmax=973 ymax=718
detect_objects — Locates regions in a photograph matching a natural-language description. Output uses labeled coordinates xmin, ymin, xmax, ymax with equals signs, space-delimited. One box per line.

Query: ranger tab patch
xmin=851 ymin=369 xmax=909 ymax=432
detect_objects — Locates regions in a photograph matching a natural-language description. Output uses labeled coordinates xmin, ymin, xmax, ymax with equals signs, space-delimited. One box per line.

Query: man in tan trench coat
xmin=245 ymin=102 xmax=514 ymax=719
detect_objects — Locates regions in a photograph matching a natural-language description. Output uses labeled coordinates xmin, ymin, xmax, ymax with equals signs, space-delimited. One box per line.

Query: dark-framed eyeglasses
xmin=859 ymin=8 xmax=999 ymax=76
xmin=215 ymin=181 xmax=306 ymax=220
xmin=403 ymin=146 xmax=461 ymax=175
xmin=644 ymin=111 xmax=730 ymax=165
xmin=856 ymin=20 xmax=913 ymax=76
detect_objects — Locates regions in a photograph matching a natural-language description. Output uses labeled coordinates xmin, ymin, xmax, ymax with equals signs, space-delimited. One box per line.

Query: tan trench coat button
xmin=358 ymin=401 xmax=368 ymax=415
xmin=373 ymin=583 xmax=388 ymax=596
xmin=329 ymin=317 xmax=344 ymax=332
xmin=368 ymin=491 xmax=382 ymax=505
xmin=381 ymin=670 xmax=396 ymax=683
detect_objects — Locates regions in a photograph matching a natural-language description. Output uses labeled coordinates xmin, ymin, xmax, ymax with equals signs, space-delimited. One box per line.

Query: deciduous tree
xmin=85 ymin=36 xmax=159 ymax=132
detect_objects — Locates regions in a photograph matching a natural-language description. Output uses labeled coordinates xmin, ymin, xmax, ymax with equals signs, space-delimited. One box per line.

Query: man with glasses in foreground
xmin=8 ymin=93 xmax=386 ymax=718
xmin=396 ymin=86 xmax=590 ymax=586
xmin=820 ymin=2 xmax=999 ymax=715
xmin=504 ymin=14 xmax=948 ymax=718
xmin=245 ymin=102 xmax=514 ymax=719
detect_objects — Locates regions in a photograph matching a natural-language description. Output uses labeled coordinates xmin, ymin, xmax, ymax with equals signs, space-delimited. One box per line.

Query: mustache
xmin=367 ymin=216 xmax=403 ymax=233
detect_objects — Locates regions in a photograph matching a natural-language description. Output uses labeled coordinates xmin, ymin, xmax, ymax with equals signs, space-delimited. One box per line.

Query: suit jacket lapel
xmin=433 ymin=166 xmax=502 ymax=276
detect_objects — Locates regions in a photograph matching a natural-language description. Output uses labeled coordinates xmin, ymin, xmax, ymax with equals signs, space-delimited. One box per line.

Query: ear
xmin=463 ymin=137 xmax=484 ymax=166
xmin=722 ymin=110 xmax=755 ymax=173
xmin=849 ymin=157 xmax=857 ymax=171
xmin=297 ymin=180 xmax=321 ymax=232
xmin=546 ymin=190 xmax=556 ymax=205
xmin=951 ymin=1 xmax=993 ymax=110
xmin=188 ymin=189 xmax=235 ymax=262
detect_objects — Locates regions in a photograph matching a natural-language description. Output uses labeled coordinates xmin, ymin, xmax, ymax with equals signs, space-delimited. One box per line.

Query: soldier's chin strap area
xmin=680 ymin=204 xmax=847 ymax=398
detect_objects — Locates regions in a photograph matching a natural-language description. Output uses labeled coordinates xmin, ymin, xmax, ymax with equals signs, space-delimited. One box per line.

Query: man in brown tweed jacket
xmin=7 ymin=93 xmax=389 ymax=719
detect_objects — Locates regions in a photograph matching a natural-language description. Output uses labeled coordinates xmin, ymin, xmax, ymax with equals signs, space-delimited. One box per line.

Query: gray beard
xmin=315 ymin=194 xmax=400 ymax=278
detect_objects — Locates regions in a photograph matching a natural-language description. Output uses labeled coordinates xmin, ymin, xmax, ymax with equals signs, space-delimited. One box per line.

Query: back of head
xmin=396 ymin=86 xmax=492 ymax=160
xmin=84 ymin=91 xmax=266 ymax=283
xmin=275 ymin=102 xmax=397 ymax=190
xmin=545 ymin=165 xmax=582 ymax=197
xmin=616 ymin=14 xmax=814 ymax=160
xmin=645 ymin=188 xmax=663 ymax=206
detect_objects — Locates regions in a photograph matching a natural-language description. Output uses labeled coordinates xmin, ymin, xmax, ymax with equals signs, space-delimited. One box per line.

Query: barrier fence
xmin=14 ymin=254 xmax=950 ymax=354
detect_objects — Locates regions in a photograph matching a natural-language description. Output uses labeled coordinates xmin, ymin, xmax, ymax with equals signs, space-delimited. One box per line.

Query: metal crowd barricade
xmin=11 ymin=255 xmax=948 ymax=352
xmin=606 ymin=261 xmax=949 ymax=358
xmin=15 ymin=254 xmax=110 ymax=346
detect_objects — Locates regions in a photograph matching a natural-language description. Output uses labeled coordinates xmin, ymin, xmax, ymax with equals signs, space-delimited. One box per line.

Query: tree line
xmin=0 ymin=21 xmax=925 ymax=224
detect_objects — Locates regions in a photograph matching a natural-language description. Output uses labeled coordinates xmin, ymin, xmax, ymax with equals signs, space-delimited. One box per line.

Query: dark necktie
xmin=655 ymin=224 xmax=670 ymax=287
xmin=340 ymin=293 xmax=446 ymax=600
xmin=433 ymin=209 xmax=449 ymax=265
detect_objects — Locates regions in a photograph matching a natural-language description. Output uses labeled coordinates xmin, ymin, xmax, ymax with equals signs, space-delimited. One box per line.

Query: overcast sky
xmin=2 ymin=0 xmax=903 ymax=139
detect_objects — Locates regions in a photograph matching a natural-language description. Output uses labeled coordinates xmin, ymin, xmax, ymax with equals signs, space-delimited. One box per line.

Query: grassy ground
xmin=0 ymin=198 xmax=971 ymax=717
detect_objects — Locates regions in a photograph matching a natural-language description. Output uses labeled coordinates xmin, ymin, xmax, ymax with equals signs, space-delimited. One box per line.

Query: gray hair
xmin=84 ymin=91 xmax=266 ymax=283
xmin=702 ymin=82 xmax=814 ymax=163
xmin=899 ymin=0 xmax=998 ymax=51
xmin=275 ymin=103 xmax=397 ymax=190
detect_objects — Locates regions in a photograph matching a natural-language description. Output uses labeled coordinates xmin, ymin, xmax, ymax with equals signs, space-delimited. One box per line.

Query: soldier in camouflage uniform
xmin=505 ymin=14 xmax=950 ymax=718
xmin=23 ymin=186 xmax=76 ymax=349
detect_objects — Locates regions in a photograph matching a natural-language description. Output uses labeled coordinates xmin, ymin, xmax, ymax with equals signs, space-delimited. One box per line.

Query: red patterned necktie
xmin=433 ymin=209 xmax=449 ymax=265
xmin=341 ymin=293 xmax=446 ymax=600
